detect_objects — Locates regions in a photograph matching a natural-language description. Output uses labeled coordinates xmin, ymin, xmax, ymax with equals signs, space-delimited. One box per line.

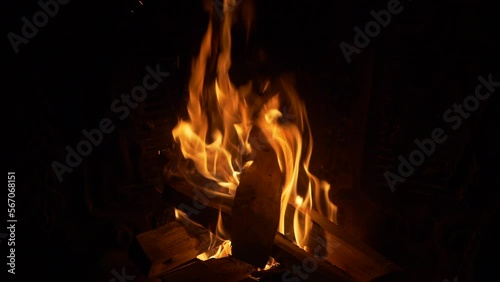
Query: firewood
xmin=133 ymin=220 xmax=213 ymax=278
xmin=231 ymin=127 xmax=283 ymax=267
xmin=164 ymin=178 xmax=402 ymax=281
xmin=163 ymin=178 xmax=233 ymax=214
xmin=292 ymin=206 xmax=403 ymax=282
xmin=273 ymin=232 xmax=355 ymax=282
xmin=161 ymin=257 xmax=256 ymax=282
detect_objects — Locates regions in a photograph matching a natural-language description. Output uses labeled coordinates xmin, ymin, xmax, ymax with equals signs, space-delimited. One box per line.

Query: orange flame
xmin=171 ymin=0 xmax=337 ymax=257
xmin=172 ymin=1 xmax=253 ymax=194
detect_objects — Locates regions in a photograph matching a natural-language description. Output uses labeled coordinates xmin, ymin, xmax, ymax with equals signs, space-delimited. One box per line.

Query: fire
xmin=171 ymin=0 xmax=337 ymax=259
xmin=175 ymin=208 xmax=231 ymax=260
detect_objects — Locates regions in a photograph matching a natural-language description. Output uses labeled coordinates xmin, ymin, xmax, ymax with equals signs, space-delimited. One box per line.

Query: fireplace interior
xmin=6 ymin=0 xmax=500 ymax=281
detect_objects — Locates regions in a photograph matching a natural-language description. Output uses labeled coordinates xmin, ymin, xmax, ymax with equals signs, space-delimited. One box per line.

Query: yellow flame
xmin=172 ymin=0 xmax=337 ymax=256
xmin=262 ymin=257 xmax=279 ymax=270
xmin=172 ymin=0 xmax=254 ymax=195
xmin=197 ymin=240 xmax=232 ymax=261
xmin=197 ymin=210 xmax=232 ymax=260
xmin=176 ymin=208 xmax=231 ymax=260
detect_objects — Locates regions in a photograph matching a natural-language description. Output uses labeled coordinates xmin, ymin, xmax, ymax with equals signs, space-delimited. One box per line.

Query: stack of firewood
xmin=130 ymin=128 xmax=403 ymax=282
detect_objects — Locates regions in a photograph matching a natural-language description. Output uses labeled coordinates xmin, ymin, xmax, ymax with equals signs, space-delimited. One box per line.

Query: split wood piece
xmin=134 ymin=220 xmax=213 ymax=278
xmin=163 ymin=179 xmax=233 ymax=236
xmin=294 ymin=206 xmax=403 ymax=282
xmin=283 ymin=203 xmax=328 ymax=257
xmin=164 ymin=177 xmax=234 ymax=214
xmin=165 ymin=179 xmax=402 ymax=281
xmin=273 ymin=232 xmax=355 ymax=282
xmin=231 ymin=127 xmax=283 ymax=267
xmin=161 ymin=257 xmax=256 ymax=282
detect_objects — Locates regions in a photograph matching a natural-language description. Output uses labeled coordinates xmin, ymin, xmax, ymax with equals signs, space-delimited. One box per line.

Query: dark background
xmin=4 ymin=0 xmax=500 ymax=281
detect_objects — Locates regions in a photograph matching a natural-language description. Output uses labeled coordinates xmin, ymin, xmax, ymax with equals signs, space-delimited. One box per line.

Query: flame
xmin=172 ymin=0 xmax=255 ymax=195
xmin=256 ymin=84 xmax=337 ymax=248
xmin=196 ymin=240 xmax=232 ymax=261
xmin=175 ymin=208 xmax=231 ymax=260
xmin=263 ymin=257 xmax=279 ymax=270
xmin=171 ymin=0 xmax=337 ymax=257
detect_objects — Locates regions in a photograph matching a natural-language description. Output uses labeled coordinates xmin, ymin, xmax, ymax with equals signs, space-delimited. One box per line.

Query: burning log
xmin=164 ymin=178 xmax=402 ymax=281
xmin=231 ymin=127 xmax=283 ymax=267
xmin=293 ymin=206 xmax=403 ymax=282
xmin=153 ymin=0 xmax=402 ymax=279
xmin=162 ymin=257 xmax=255 ymax=282
xmin=163 ymin=178 xmax=233 ymax=237
xmin=163 ymin=179 xmax=233 ymax=214
xmin=273 ymin=233 xmax=355 ymax=282
xmin=164 ymin=127 xmax=283 ymax=268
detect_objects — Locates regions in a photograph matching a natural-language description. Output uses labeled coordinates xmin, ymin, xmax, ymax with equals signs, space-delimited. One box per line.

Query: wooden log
xmin=273 ymin=233 xmax=355 ymax=282
xmin=163 ymin=178 xmax=233 ymax=214
xmin=164 ymin=170 xmax=402 ymax=281
xmin=161 ymin=257 xmax=256 ymax=282
xmin=163 ymin=179 xmax=232 ymax=236
xmin=134 ymin=220 xmax=214 ymax=278
xmin=231 ymin=127 xmax=283 ymax=267
xmin=293 ymin=205 xmax=403 ymax=282
xmin=164 ymin=179 xmax=402 ymax=281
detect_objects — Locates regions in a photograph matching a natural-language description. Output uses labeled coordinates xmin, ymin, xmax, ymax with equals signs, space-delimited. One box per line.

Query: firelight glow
xmin=171 ymin=0 xmax=337 ymax=258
